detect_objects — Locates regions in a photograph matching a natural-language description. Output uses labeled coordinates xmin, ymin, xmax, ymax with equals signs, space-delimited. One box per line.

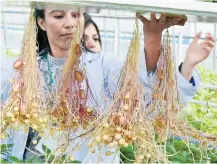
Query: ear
xmin=37 ymin=17 xmax=46 ymax=31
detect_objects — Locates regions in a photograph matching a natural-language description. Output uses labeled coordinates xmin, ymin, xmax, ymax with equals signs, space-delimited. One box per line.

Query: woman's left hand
xmin=185 ymin=32 xmax=215 ymax=67
xmin=181 ymin=32 xmax=215 ymax=80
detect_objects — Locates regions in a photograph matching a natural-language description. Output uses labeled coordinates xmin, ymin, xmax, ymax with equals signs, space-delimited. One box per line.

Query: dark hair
xmin=34 ymin=9 xmax=50 ymax=55
xmin=83 ymin=14 xmax=102 ymax=52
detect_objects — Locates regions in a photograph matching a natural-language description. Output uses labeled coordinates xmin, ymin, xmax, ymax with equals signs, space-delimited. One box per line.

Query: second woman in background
xmin=83 ymin=14 xmax=102 ymax=53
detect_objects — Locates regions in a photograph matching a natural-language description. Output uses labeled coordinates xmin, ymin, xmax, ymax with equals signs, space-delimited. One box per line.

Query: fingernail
xmin=136 ymin=13 xmax=141 ymax=17
xmin=161 ymin=13 xmax=166 ymax=17
xmin=176 ymin=16 xmax=182 ymax=21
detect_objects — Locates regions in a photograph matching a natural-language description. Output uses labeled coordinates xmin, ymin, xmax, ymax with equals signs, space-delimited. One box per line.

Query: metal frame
xmin=2 ymin=0 xmax=217 ymax=23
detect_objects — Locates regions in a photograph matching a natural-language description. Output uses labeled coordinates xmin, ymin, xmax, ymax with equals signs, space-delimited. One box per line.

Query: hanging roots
xmin=72 ymin=18 xmax=168 ymax=163
xmin=1 ymin=9 xmax=49 ymax=137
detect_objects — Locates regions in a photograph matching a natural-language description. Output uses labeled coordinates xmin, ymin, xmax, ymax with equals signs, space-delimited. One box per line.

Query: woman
xmin=7 ymin=6 xmax=215 ymax=162
xmin=83 ymin=14 xmax=102 ymax=53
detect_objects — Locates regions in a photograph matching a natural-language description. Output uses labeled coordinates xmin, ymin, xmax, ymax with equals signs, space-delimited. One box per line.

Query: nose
xmin=64 ymin=13 xmax=77 ymax=29
xmin=86 ymin=38 xmax=95 ymax=49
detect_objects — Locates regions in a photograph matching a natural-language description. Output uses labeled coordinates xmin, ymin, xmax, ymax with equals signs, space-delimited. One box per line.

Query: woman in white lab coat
xmin=5 ymin=6 xmax=215 ymax=163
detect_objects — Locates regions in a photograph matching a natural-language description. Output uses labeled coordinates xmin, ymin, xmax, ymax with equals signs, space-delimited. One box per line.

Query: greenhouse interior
xmin=1 ymin=0 xmax=217 ymax=163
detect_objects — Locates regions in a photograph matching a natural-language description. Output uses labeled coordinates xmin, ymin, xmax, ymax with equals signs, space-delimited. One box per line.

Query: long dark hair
xmin=34 ymin=9 xmax=50 ymax=56
xmin=83 ymin=14 xmax=102 ymax=52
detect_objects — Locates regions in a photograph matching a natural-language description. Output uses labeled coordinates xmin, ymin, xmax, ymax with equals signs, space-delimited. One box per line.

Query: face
xmin=37 ymin=9 xmax=85 ymax=51
xmin=84 ymin=24 xmax=101 ymax=53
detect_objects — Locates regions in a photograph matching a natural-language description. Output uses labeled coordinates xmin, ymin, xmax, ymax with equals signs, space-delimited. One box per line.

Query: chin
xmin=90 ymin=49 xmax=100 ymax=53
xmin=62 ymin=43 xmax=72 ymax=50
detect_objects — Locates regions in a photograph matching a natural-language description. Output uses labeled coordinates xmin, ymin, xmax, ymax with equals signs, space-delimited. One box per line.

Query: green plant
xmin=6 ymin=49 xmax=19 ymax=58
xmin=0 ymin=143 xmax=82 ymax=163
xmin=184 ymin=67 xmax=217 ymax=134
xmin=120 ymin=66 xmax=217 ymax=163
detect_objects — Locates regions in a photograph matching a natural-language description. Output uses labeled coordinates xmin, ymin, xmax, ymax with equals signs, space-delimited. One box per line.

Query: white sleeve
xmin=102 ymin=51 xmax=201 ymax=107
xmin=139 ymin=50 xmax=201 ymax=106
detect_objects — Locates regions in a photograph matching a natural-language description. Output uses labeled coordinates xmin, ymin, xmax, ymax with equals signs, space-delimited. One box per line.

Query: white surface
xmin=2 ymin=0 xmax=217 ymax=23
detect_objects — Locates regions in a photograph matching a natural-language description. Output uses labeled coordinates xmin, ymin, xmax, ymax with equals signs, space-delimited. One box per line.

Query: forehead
xmin=45 ymin=9 xmax=84 ymax=14
xmin=84 ymin=24 xmax=98 ymax=34
xmin=35 ymin=2 xmax=85 ymax=12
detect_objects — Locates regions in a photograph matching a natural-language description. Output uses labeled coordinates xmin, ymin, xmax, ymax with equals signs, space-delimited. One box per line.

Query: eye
xmin=94 ymin=38 xmax=99 ymax=42
xmin=83 ymin=35 xmax=88 ymax=41
xmin=72 ymin=13 xmax=80 ymax=18
xmin=54 ymin=15 xmax=64 ymax=19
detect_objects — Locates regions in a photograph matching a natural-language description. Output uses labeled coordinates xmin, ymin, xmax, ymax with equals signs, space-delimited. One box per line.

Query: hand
xmin=181 ymin=32 xmax=215 ymax=80
xmin=185 ymin=32 xmax=215 ymax=67
xmin=137 ymin=12 xmax=187 ymax=42
xmin=136 ymin=12 xmax=187 ymax=71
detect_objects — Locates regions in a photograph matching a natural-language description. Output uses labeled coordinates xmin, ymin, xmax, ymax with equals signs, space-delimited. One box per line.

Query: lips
xmin=61 ymin=33 xmax=74 ymax=39
xmin=89 ymin=45 xmax=96 ymax=49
